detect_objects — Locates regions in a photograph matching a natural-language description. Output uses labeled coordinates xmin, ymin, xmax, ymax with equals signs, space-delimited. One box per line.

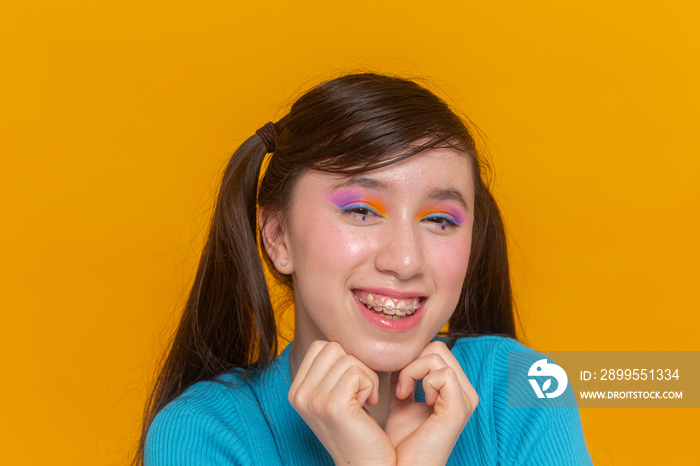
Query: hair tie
xmin=256 ymin=122 xmax=277 ymax=153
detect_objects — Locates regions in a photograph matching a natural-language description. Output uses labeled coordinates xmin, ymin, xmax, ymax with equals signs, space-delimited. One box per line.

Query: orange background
xmin=2 ymin=1 xmax=698 ymax=464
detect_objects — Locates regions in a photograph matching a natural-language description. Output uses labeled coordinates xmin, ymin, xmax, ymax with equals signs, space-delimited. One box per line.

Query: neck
xmin=365 ymin=371 xmax=393 ymax=429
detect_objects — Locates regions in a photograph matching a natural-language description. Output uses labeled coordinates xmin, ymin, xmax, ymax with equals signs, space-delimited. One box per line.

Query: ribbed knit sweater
xmin=145 ymin=335 xmax=593 ymax=465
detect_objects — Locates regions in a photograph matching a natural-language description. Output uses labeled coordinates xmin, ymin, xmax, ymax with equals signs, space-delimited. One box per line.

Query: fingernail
xmin=396 ymin=382 xmax=401 ymax=396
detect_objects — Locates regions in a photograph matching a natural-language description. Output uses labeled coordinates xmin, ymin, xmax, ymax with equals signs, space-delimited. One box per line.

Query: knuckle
xmin=427 ymin=353 xmax=447 ymax=366
xmin=467 ymin=386 xmax=479 ymax=406
xmin=442 ymin=366 xmax=457 ymax=378
xmin=326 ymin=399 xmax=346 ymax=418
xmin=425 ymin=340 xmax=448 ymax=353
xmin=309 ymin=340 xmax=328 ymax=352
xmin=346 ymin=365 xmax=368 ymax=381
xmin=324 ymin=341 xmax=345 ymax=355
xmin=306 ymin=393 xmax=344 ymax=419
xmin=290 ymin=389 xmax=306 ymax=408
xmin=339 ymin=354 xmax=358 ymax=366
xmin=307 ymin=393 xmax=326 ymax=413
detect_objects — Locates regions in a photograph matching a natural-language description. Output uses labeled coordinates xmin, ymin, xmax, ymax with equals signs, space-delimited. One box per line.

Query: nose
xmin=374 ymin=219 xmax=425 ymax=280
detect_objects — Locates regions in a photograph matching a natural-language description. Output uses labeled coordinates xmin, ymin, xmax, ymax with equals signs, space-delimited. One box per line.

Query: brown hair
xmin=134 ymin=72 xmax=516 ymax=464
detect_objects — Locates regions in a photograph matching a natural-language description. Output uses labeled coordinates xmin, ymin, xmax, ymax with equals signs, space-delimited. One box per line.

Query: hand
xmin=385 ymin=341 xmax=479 ymax=466
xmin=289 ymin=341 xmax=397 ymax=466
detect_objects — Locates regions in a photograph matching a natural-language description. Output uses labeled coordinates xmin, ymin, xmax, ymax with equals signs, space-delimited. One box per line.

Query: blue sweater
xmin=145 ymin=336 xmax=593 ymax=465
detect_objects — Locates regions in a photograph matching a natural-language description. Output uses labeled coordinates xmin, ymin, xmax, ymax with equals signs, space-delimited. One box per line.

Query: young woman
xmin=137 ymin=73 xmax=592 ymax=465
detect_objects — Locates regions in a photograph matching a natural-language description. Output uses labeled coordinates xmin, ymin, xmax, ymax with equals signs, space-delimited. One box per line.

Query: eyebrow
xmin=427 ymin=188 xmax=470 ymax=213
xmin=331 ymin=176 xmax=470 ymax=213
xmin=330 ymin=176 xmax=389 ymax=191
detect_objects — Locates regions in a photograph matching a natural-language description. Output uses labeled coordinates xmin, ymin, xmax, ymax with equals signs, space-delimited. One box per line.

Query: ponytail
xmin=449 ymin=176 xmax=516 ymax=338
xmin=134 ymin=132 xmax=277 ymax=465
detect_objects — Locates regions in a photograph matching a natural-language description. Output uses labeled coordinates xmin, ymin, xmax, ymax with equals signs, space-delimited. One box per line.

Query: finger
xmin=313 ymin=354 xmax=380 ymax=407
xmin=421 ymin=366 xmax=461 ymax=407
xmin=291 ymin=342 xmax=380 ymax=409
xmin=396 ymin=353 xmax=449 ymax=400
xmin=289 ymin=340 xmax=329 ymax=401
xmin=389 ymin=370 xmax=414 ymax=411
xmin=292 ymin=341 xmax=348 ymax=407
xmin=419 ymin=341 xmax=474 ymax=396
xmin=419 ymin=342 xmax=479 ymax=410
xmin=299 ymin=341 xmax=347 ymax=386
xmin=422 ymin=367 xmax=479 ymax=422
xmin=330 ymin=365 xmax=377 ymax=410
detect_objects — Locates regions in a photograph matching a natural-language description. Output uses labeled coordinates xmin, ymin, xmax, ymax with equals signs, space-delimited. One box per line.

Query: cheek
xmin=293 ymin=220 xmax=374 ymax=274
xmin=429 ymin=233 xmax=472 ymax=292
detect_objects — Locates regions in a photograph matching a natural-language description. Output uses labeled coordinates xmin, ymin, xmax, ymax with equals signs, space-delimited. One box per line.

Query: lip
xmin=351 ymin=289 xmax=425 ymax=332
xmin=352 ymin=287 xmax=427 ymax=301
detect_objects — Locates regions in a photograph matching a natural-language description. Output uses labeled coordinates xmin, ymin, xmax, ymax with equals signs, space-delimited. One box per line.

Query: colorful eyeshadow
xmin=416 ymin=208 xmax=466 ymax=226
xmin=327 ymin=189 xmax=387 ymax=218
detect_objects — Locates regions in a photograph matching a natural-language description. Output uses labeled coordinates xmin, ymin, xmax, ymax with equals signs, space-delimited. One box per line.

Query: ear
xmin=259 ymin=209 xmax=293 ymax=274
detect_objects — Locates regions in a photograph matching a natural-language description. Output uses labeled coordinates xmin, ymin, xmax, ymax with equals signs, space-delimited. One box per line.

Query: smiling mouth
xmin=352 ymin=291 xmax=423 ymax=320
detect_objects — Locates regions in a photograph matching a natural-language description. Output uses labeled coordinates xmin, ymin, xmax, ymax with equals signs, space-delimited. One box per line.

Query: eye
xmin=341 ymin=203 xmax=385 ymax=222
xmin=419 ymin=213 xmax=459 ymax=230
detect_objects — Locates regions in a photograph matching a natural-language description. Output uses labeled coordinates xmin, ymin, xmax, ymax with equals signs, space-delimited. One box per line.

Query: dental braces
xmin=353 ymin=293 xmax=421 ymax=313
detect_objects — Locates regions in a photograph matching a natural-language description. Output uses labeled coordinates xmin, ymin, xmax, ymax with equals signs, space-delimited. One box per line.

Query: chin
xmin=353 ymin=344 xmax=422 ymax=373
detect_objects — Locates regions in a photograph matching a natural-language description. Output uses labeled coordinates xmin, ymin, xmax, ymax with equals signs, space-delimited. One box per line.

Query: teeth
xmin=353 ymin=293 xmax=422 ymax=318
xmin=395 ymin=300 xmax=407 ymax=316
xmin=384 ymin=298 xmax=396 ymax=315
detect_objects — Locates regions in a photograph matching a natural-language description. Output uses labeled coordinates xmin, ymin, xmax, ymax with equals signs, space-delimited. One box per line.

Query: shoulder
xmin=449 ymin=333 xmax=525 ymax=356
xmin=144 ymin=377 xmax=261 ymax=465
xmin=448 ymin=335 xmax=593 ymax=465
xmin=445 ymin=335 xmax=528 ymax=407
xmin=144 ymin=347 xmax=308 ymax=466
xmin=448 ymin=334 xmax=527 ymax=382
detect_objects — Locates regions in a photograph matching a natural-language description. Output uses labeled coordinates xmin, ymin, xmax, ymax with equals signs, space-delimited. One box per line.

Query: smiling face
xmin=265 ymin=148 xmax=475 ymax=373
